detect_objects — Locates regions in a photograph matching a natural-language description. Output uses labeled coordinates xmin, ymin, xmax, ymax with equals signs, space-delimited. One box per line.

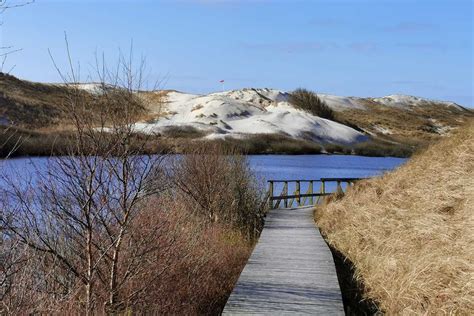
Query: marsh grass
xmin=315 ymin=120 xmax=474 ymax=314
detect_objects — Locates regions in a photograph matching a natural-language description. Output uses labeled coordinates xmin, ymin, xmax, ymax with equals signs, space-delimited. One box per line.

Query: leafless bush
xmin=120 ymin=195 xmax=252 ymax=314
xmin=1 ymin=0 xmax=35 ymax=73
xmin=1 ymin=45 xmax=169 ymax=314
xmin=1 ymin=44 xmax=260 ymax=314
xmin=170 ymin=143 xmax=265 ymax=241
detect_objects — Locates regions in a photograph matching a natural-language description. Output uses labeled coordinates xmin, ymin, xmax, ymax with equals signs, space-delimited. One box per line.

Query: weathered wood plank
xmin=223 ymin=206 xmax=344 ymax=315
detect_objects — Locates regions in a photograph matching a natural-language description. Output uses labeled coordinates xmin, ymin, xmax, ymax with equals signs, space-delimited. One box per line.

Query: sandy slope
xmin=136 ymin=88 xmax=368 ymax=144
xmin=131 ymin=88 xmax=470 ymax=145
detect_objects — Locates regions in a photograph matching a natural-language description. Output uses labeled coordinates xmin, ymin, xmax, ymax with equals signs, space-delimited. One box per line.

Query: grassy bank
xmin=315 ymin=120 xmax=474 ymax=314
xmin=1 ymin=127 xmax=417 ymax=158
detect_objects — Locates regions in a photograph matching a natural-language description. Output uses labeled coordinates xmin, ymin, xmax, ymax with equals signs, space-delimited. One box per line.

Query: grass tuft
xmin=289 ymin=88 xmax=335 ymax=120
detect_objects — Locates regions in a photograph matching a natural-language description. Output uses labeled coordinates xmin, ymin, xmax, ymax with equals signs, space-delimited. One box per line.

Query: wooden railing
xmin=267 ymin=178 xmax=363 ymax=209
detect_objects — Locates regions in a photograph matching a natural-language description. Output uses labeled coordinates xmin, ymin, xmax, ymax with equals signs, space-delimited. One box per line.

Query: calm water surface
xmin=249 ymin=155 xmax=406 ymax=181
xmin=1 ymin=155 xmax=406 ymax=189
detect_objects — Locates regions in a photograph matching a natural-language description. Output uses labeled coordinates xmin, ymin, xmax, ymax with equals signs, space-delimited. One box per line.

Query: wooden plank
xmin=320 ymin=177 xmax=362 ymax=182
xmin=223 ymin=206 xmax=344 ymax=315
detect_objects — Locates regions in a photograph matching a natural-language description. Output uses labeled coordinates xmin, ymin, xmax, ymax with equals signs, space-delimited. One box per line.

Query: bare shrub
xmin=0 ymin=147 xmax=256 ymax=315
xmin=289 ymin=88 xmax=335 ymax=120
xmin=1 ymin=44 xmax=260 ymax=315
xmin=0 ymin=1 xmax=35 ymax=73
xmin=170 ymin=143 xmax=265 ymax=241
xmin=1 ymin=46 xmax=169 ymax=314
xmin=126 ymin=195 xmax=252 ymax=315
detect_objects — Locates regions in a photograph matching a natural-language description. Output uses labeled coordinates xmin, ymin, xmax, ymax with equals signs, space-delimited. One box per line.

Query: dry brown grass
xmin=335 ymin=100 xmax=473 ymax=147
xmin=315 ymin=119 xmax=474 ymax=314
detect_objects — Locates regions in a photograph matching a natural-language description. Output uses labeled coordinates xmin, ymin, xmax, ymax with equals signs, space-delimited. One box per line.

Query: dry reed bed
xmin=316 ymin=120 xmax=474 ymax=314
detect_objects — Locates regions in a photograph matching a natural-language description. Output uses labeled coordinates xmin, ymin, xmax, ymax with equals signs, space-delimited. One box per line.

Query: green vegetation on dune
xmin=289 ymin=88 xmax=335 ymax=120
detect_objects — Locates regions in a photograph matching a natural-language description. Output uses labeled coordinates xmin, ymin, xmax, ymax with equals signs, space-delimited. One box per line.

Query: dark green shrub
xmin=324 ymin=143 xmax=347 ymax=154
xmin=353 ymin=141 xmax=414 ymax=157
xmin=220 ymin=134 xmax=323 ymax=154
xmin=162 ymin=125 xmax=206 ymax=138
xmin=289 ymin=88 xmax=335 ymax=121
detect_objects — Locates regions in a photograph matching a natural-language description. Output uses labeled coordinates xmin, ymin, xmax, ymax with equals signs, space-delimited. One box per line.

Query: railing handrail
xmin=266 ymin=177 xmax=365 ymax=209
xmin=269 ymin=192 xmax=331 ymax=200
xmin=267 ymin=177 xmax=364 ymax=183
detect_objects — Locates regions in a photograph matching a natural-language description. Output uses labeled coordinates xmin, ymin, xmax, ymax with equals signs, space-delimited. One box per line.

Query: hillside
xmin=136 ymin=89 xmax=367 ymax=145
xmin=1 ymin=72 xmax=472 ymax=156
xmin=0 ymin=73 xmax=69 ymax=128
xmin=315 ymin=120 xmax=474 ymax=313
xmin=136 ymin=88 xmax=472 ymax=147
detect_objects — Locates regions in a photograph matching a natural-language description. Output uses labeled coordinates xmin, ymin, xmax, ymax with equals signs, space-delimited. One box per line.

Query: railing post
xmin=316 ymin=180 xmax=326 ymax=205
xmin=309 ymin=181 xmax=314 ymax=205
xmin=284 ymin=181 xmax=288 ymax=208
xmin=296 ymin=181 xmax=300 ymax=206
xmin=337 ymin=181 xmax=342 ymax=194
xmin=268 ymin=181 xmax=274 ymax=209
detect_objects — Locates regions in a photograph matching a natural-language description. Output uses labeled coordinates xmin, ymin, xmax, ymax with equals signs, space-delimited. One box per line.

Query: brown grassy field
xmin=316 ymin=119 xmax=474 ymax=314
xmin=334 ymin=99 xmax=473 ymax=147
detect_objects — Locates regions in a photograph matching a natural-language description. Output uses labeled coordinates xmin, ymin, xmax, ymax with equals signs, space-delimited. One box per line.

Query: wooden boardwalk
xmin=223 ymin=206 xmax=344 ymax=315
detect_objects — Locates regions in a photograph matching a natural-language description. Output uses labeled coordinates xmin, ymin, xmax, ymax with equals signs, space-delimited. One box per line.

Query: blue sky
xmin=1 ymin=0 xmax=473 ymax=106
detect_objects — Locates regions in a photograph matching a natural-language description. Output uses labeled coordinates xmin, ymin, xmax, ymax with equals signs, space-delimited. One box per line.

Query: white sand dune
xmin=129 ymin=88 xmax=465 ymax=144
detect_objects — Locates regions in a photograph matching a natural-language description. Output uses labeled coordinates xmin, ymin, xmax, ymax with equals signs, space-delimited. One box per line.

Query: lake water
xmin=1 ymin=155 xmax=406 ymax=192
xmin=249 ymin=154 xmax=406 ymax=195
xmin=249 ymin=155 xmax=406 ymax=181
